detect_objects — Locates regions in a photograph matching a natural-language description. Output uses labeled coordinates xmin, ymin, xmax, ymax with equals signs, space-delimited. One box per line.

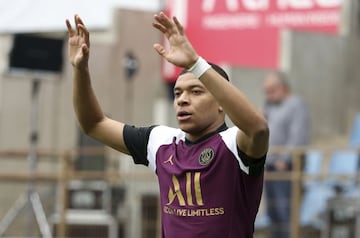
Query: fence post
xmin=290 ymin=149 xmax=303 ymax=238
xmin=57 ymin=151 xmax=70 ymax=237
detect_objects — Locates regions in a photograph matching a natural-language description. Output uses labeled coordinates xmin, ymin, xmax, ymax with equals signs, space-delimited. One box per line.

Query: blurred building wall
xmin=0 ymin=8 xmax=162 ymax=237
xmin=283 ymin=31 xmax=349 ymax=141
xmin=228 ymin=0 xmax=360 ymax=143
xmin=0 ymin=6 xmax=358 ymax=150
xmin=110 ymin=9 xmax=164 ymax=126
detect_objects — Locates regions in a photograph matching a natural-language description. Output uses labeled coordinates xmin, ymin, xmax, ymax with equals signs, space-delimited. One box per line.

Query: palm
xmin=166 ymin=34 xmax=193 ymax=67
xmin=69 ymin=35 xmax=87 ymax=67
xmin=153 ymin=12 xmax=198 ymax=69
xmin=66 ymin=16 xmax=90 ymax=69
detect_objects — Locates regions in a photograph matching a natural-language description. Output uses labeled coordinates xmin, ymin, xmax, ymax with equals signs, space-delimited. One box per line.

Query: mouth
xmin=177 ymin=111 xmax=192 ymax=121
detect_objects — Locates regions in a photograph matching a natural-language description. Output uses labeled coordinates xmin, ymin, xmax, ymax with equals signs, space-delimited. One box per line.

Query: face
xmin=173 ymin=73 xmax=224 ymax=140
xmin=263 ymin=73 xmax=288 ymax=104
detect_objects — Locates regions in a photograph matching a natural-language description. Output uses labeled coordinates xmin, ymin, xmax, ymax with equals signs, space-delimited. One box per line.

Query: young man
xmin=66 ymin=12 xmax=269 ymax=238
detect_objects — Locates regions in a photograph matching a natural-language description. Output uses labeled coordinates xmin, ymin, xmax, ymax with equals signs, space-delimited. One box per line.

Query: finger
xmin=155 ymin=12 xmax=173 ymax=29
xmin=78 ymin=24 xmax=90 ymax=46
xmin=152 ymin=22 xmax=167 ymax=34
xmin=74 ymin=15 xmax=80 ymax=35
xmin=153 ymin=43 xmax=167 ymax=57
xmin=75 ymin=15 xmax=86 ymax=35
xmin=65 ymin=19 xmax=75 ymax=36
xmin=76 ymin=15 xmax=90 ymax=46
xmin=173 ymin=16 xmax=184 ymax=35
xmin=81 ymin=43 xmax=89 ymax=56
xmin=78 ymin=24 xmax=84 ymax=37
xmin=76 ymin=15 xmax=86 ymax=28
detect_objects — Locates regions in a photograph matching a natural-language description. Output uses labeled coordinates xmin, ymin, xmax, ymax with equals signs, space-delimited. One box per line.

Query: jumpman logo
xmin=164 ymin=155 xmax=174 ymax=165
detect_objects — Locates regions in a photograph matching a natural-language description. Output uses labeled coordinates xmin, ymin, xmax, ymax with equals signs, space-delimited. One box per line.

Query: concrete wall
xmin=226 ymin=30 xmax=360 ymax=144
xmin=110 ymin=9 xmax=163 ymax=126
xmin=344 ymin=36 xmax=360 ymax=131
xmin=0 ymin=36 xmax=74 ymax=150
xmin=228 ymin=0 xmax=360 ymax=143
xmin=280 ymin=30 xmax=360 ymax=142
xmin=0 ymin=8 xmax=163 ymax=150
xmin=284 ymin=31 xmax=348 ymax=141
xmin=0 ymin=8 xmax=163 ymax=237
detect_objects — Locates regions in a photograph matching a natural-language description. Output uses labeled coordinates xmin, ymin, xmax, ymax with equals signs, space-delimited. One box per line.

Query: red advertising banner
xmin=163 ymin=0 xmax=342 ymax=82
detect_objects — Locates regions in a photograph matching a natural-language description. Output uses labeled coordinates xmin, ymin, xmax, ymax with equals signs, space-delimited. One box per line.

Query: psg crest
xmin=199 ymin=148 xmax=215 ymax=166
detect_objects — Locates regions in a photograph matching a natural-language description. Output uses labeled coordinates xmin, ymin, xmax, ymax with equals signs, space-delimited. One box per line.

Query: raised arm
xmin=152 ymin=12 xmax=268 ymax=158
xmin=66 ymin=15 xmax=128 ymax=154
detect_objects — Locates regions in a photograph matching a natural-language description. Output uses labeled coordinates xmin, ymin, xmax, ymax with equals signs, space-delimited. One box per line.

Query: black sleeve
xmin=123 ymin=125 xmax=157 ymax=166
xmin=237 ymin=147 xmax=266 ymax=177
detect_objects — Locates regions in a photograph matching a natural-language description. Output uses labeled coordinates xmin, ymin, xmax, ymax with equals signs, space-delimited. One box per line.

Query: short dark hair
xmin=179 ymin=61 xmax=229 ymax=81
xmin=270 ymin=70 xmax=290 ymax=89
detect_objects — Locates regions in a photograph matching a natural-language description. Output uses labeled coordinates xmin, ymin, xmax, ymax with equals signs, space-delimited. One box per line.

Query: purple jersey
xmin=124 ymin=124 xmax=266 ymax=238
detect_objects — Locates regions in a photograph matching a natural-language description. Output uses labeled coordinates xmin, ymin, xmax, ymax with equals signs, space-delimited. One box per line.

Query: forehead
xmin=174 ymin=73 xmax=205 ymax=90
xmin=263 ymin=74 xmax=281 ymax=88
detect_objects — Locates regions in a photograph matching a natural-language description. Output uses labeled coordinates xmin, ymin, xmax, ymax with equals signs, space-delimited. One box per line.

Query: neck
xmin=185 ymin=122 xmax=226 ymax=144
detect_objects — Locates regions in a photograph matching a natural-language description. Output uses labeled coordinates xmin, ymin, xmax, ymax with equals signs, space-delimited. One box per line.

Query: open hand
xmin=66 ymin=15 xmax=90 ymax=69
xmin=152 ymin=12 xmax=198 ymax=69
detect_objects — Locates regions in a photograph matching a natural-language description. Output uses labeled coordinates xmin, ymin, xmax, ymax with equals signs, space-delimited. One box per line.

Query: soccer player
xmin=66 ymin=12 xmax=269 ymax=238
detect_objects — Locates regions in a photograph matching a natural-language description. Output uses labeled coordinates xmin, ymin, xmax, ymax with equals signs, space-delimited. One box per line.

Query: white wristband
xmin=188 ymin=56 xmax=211 ymax=79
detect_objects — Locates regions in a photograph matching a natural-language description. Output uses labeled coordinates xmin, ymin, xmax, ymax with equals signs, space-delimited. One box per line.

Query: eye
xmin=192 ymin=90 xmax=202 ymax=95
xmin=174 ymin=91 xmax=181 ymax=98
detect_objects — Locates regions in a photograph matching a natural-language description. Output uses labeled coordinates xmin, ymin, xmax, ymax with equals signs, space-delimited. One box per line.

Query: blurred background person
xmin=262 ymin=71 xmax=310 ymax=238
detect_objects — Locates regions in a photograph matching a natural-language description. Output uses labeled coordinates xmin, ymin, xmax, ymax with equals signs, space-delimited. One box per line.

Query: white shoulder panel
xmin=147 ymin=126 xmax=185 ymax=171
xmin=220 ymin=127 xmax=249 ymax=175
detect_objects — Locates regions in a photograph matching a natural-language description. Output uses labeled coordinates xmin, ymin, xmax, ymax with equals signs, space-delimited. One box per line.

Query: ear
xmin=218 ymin=106 xmax=224 ymax=112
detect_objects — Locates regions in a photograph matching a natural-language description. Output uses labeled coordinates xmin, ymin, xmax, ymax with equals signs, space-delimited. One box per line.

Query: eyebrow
xmin=173 ymin=83 xmax=205 ymax=92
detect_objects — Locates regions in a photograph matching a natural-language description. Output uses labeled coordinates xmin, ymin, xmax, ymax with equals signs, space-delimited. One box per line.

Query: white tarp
xmin=0 ymin=0 xmax=161 ymax=33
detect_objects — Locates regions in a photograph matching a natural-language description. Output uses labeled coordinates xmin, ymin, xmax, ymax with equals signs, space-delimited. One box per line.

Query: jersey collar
xmin=185 ymin=123 xmax=228 ymax=146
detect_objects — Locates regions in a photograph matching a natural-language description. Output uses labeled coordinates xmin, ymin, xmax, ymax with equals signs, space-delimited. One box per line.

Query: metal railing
xmin=0 ymin=146 xmax=359 ymax=237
